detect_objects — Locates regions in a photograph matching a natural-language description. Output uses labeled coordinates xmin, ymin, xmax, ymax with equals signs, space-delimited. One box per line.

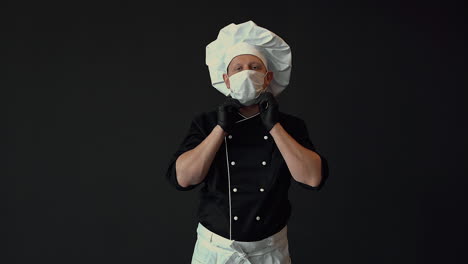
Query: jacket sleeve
xmin=165 ymin=114 xmax=207 ymax=191
xmin=292 ymin=119 xmax=329 ymax=191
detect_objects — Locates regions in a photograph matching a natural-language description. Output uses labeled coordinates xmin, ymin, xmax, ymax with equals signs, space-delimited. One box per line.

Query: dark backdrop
xmin=4 ymin=1 xmax=467 ymax=263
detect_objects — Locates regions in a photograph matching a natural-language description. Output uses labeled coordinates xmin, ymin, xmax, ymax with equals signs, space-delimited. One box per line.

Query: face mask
xmin=228 ymin=70 xmax=268 ymax=106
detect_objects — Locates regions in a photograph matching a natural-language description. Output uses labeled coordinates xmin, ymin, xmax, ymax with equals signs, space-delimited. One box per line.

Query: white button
xmin=256 ymin=216 xmax=261 ymax=221
xmin=262 ymin=161 xmax=267 ymax=166
xmin=260 ymin=188 xmax=264 ymax=192
xmin=233 ymin=188 xmax=237 ymax=192
xmin=231 ymin=161 xmax=236 ymax=166
xmin=234 ymin=216 xmax=238 ymax=221
xmin=264 ymin=135 xmax=268 ymax=140
xmin=228 ymin=135 xmax=233 ymax=139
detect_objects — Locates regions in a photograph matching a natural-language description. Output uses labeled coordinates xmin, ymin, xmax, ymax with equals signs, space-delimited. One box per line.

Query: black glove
xmin=254 ymin=91 xmax=280 ymax=132
xmin=217 ymin=97 xmax=243 ymax=134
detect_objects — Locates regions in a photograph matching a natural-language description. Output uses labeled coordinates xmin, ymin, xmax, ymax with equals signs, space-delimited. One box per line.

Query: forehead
xmin=228 ymin=54 xmax=265 ymax=67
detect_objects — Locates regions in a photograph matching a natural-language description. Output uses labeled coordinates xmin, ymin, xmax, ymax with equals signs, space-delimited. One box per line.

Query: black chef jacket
xmin=165 ymin=109 xmax=329 ymax=242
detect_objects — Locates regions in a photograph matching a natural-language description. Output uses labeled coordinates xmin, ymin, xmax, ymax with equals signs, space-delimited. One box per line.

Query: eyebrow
xmin=230 ymin=62 xmax=262 ymax=68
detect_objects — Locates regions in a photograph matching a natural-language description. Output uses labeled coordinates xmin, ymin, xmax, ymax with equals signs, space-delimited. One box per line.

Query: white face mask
xmin=227 ymin=70 xmax=268 ymax=106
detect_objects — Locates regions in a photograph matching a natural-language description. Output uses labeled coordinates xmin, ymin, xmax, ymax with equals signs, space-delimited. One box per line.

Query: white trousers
xmin=191 ymin=223 xmax=292 ymax=264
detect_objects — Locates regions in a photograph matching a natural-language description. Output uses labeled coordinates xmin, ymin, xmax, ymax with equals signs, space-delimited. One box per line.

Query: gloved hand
xmin=217 ymin=97 xmax=243 ymax=134
xmin=254 ymin=91 xmax=280 ymax=132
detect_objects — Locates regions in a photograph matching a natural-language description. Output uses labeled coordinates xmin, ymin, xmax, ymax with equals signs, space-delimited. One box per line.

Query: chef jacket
xmin=165 ymin=109 xmax=329 ymax=242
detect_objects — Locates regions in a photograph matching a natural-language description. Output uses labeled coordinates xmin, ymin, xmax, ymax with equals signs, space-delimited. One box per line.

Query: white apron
xmin=191 ymin=223 xmax=292 ymax=264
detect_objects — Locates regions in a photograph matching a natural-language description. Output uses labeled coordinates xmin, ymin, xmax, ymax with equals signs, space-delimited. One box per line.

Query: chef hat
xmin=206 ymin=20 xmax=292 ymax=97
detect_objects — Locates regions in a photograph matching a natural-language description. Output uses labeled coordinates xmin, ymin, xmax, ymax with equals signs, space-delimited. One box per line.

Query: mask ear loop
xmin=263 ymin=68 xmax=270 ymax=109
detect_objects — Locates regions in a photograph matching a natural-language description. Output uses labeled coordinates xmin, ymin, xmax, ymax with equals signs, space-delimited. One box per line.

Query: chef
xmin=165 ymin=21 xmax=329 ymax=264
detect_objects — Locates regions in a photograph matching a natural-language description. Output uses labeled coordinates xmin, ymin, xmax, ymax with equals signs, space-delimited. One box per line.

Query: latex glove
xmin=254 ymin=91 xmax=279 ymax=132
xmin=217 ymin=97 xmax=243 ymax=134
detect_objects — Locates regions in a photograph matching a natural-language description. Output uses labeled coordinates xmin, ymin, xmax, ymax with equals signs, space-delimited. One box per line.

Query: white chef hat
xmin=206 ymin=20 xmax=292 ymax=97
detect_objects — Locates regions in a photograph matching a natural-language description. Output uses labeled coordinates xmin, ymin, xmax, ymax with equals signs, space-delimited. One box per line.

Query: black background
xmin=4 ymin=1 xmax=467 ymax=263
